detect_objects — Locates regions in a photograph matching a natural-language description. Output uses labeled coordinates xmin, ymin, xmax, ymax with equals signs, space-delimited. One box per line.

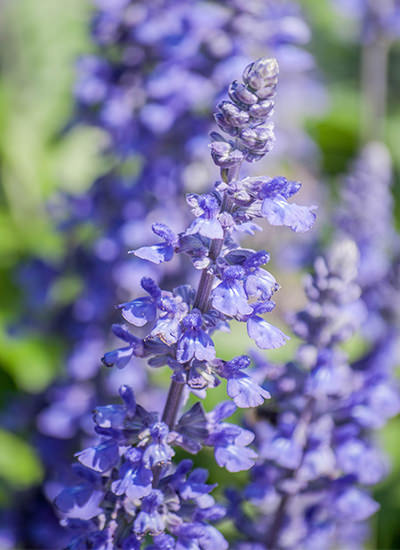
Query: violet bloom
xmin=212 ymin=266 xmax=252 ymax=317
xmin=134 ymin=224 xmax=178 ymax=264
xmin=75 ymin=439 xmax=120 ymax=473
xmin=243 ymin=250 xmax=279 ymax=302
xmin=217 ymin=355 xmax=271 ymax=408
xmin=101 ymin=324 xmax=143 ymax=369
xmin=186 ymin=194 xmax=224 ymax=240
xmin=111 ymin=449 xmax=153 ymax=500
xmin=6 ymin=1 xmax=322 ymax=547
xmin=206 ymin=402 xmax=258 ymax=473
xmin=176 ymin=310 xmax=216 ymax=363
xmin=56 ymin=57 xmax=316 ymax=548
xmin=337 ymin=142 xmax=394 ymax=289
xmin=247 ymin=311 xmax=289 ymax=350
xmin=229 ymin=239 xmax=399 ymax=549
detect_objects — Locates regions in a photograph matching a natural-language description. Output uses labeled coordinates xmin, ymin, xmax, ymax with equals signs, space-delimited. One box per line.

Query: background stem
xmin=361 ymin=0 xmax=391 ymax=142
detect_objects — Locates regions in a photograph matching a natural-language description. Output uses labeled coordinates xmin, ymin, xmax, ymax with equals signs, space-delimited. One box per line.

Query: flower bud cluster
xmin=212 ymin=58 xmax=278 ymax=165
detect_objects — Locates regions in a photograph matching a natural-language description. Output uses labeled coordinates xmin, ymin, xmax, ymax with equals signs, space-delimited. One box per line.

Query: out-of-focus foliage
xmin=0 ymin=429 xmax=43 ymax=489
xmin=0 ymin=0 xmax=101 ymax=387
xmin=0 ymin=0 xmax=98 ymax=259
xmin=0 ymin=0 xmax=97 ymax=513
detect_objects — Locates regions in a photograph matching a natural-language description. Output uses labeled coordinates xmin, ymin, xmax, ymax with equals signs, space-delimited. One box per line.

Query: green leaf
xmin=0 ymin=429 xmax=43 ymax=488
xmin=0 ymin=324 xmax=62 ymax=392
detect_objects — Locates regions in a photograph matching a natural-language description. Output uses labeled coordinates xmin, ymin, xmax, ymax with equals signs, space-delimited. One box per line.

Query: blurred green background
xmin=0 ymin=0 xmax=399 ymax=548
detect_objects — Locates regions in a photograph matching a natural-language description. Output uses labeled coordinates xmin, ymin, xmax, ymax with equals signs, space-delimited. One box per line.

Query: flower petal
xmin=262 ymin=196 xmax=316 ymax=232
xmin=120 ymin=297 xmax=157 ymax=327
xmin=227 ymin=376 xmax=270 ymax=408
xmin=133 ymin=243 xmax=174 ymax=264
xmin=247 ymin=316 xmax=289 ymax=349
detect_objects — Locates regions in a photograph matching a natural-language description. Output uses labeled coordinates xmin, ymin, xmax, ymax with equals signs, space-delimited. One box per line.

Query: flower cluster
xmin=18 ymin=0 xmax=317 ymax=443
xmin=336 ymin=138 xmax=400 ymax=441
xmin=337 ymin=141 xmax=394 ymax=290
xmin=56 ymin=56 xmax=316 ymax=548
xmin=5 ymin=2 xmax=317 ymax=547
xmin=228 ymin=239 xmax=399 ymax=549
xmin=55 ymin=386 xmax=230 ymax=550
xmin=105 ymin=56 xmax=315 ymax=382
xmin=337 ymin=141 xmax=400 ymax=361
xmin=75 ymin=0 xmax=315 ymax=154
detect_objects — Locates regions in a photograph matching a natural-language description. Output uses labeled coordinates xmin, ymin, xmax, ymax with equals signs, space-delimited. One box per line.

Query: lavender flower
xmin=333 ymin=139 xmax=400 ymax=546
xmin=228 ymin=239 xmax=399 ymax=549
xmin=16 ymin=0 xmax=317 ymax=452
xmin=6 ymin=1 xmax=320 ymax=546
xmin=55 ymin=56 xmax=316 ymax=548
xmin=338 ymin=142 xmax=394 ymax=288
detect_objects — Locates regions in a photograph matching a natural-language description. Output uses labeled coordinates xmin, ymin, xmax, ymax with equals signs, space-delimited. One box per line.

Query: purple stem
xmin=159 ymin=166 xmax=240 ymax=433
xmin=161 ymin=379 xmax=185 ymax=429
xmin=160 ymin=228 xmax=226 ymax=434
xmin=153 ymin=163 xmax=242 ymax=490
xmin=152 ymin=211 xmax=227 ymax=486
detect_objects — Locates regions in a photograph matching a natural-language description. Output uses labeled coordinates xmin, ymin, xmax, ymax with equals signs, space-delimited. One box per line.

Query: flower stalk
xmin=361 ymin=0 xmax=394 ymax=141
xmin=54 ymin=56 xmax=317 ymax=549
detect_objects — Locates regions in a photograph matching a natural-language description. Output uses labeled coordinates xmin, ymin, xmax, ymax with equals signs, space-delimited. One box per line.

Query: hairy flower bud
xmin=213 ymin=57 xmax=279 ymax=163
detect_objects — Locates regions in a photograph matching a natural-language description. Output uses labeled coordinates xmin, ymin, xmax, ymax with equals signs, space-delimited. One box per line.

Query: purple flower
xmin=333 ymin=487 xmax=379 ymax=522
xmin=75 ymin=439 xmax=119 ymax=473
xmin=336 ymin=439 xmax=387 ymax=485
xmin=133 ymin=223 xmax=177 ymax=264
xmin=207 ymin=402 xmax=257 ymax=472
xmin=247 ymin=314 xmax=289 ymax=349
xmin=212 ymin=267 xmax=252 ymax=317
xmin=118 ymin=297 xmax=157 ymax=327
xmin=149 ymin=293 xmax=188 ymax=346
xmin=176 ymin=310 xmax=216 ymax=363
xmin=55 ymin=483 xmax=103 ymax=521
xmin=93 ymin=385 xmax=137 ymax=432
xmin=261 ymin=195 xmax=317 ymax=233
xmin=142 ymin=422 xmax=175 ymax=468
xmin=244 ymin=251 xmax=279 ymax=301
xmin=178 ymin=468 xmax=217 ymax=503
xmin=111 ymin=449 xmax=153 ymax=500
xmin=218 ymin=355 xmax=271 ymax=408
xmin=227 ymin=374 xmax=270 ymax=409
xmin=74 ymin=55 xmax=110 ymax=105
xmin=212 ymin=425 xmax=257 ymax=472
xmin=102 ymin=324 xmax=143 ymax=369
xmin=134 ymin=491 xmax=165 ymax=537
xmin=186 ymin=194 xmax=224 ymax=240
xmin=261 ymin=433 xmax=303 ymax=470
